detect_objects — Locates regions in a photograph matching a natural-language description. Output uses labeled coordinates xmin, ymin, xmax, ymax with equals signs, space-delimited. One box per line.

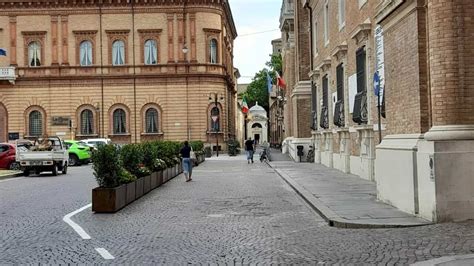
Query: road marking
xmin=0 ymin=177 xmax=26 ymax=183
xmin=95 ymin=248 xmax=115 ymax=260
xmin=63 ymin=203 xmax=92 ymax=240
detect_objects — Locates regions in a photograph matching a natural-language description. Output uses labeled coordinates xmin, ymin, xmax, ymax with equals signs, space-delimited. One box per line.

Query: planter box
xmin=143 ymin=175 xmax=152 ymax=194
xmin=126 ymin=182 xmax=136 ymax=204
xmin=151 ymin=172 xmax=158 ymax=189
xmin=136 ymin=177 xmax=144 ymax=198
xmin=92 ymin=184 xmax=127 ymax=213
xmin=157 ymin=170 xmax=164 ymax=186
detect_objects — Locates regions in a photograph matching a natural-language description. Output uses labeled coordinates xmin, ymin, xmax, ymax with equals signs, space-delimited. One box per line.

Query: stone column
xmin=167 ymin=14 xmax=175 ymax=63
xmin=177 ymin=13 xmax=185 ymax=62
xmin=51 ymin=15 xmax=59 ymax=65
xmin=419 ymin=0 xmax=474 ymax=222
xmin=189 ymin=13 xmax=197 ymax=62
xmin=61 ymin=16 xmax=69 ymax=65
xmin=9 ymin=16 xmax=17 ymax=66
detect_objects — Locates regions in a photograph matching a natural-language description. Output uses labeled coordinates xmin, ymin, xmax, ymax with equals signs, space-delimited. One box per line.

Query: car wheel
xmin=8 ymin=162 xmax=20 ymax=170
xmin=23 ymin=169 xmax=30 ymax=177
xmin=52 ymin=164 xmax=58 ymax=176
xmin=62 ymin=163 xmax=68 ymax=174
xmin=68 ymin=154 xmax=80 ymax=166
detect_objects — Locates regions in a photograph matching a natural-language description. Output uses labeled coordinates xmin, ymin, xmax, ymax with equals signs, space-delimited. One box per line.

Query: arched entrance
xmin=0 ymin=103 xmax=7 ymax=143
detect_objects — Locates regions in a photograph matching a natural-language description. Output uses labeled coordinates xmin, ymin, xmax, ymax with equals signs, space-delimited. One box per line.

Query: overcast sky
xmin=229 ymin=0 xmax=282 ymax=84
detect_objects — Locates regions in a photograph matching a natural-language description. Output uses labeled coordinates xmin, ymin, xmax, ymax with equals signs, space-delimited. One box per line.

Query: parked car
xmin=0 ymin=143 xmax=20 ymax=170
xmin=81 ymin=138 xmax=112 ymax=149
xmin=64 ymin=140 xmax=92 ymax=166
xmin=16 ymin=137 xmax=68 ymax=176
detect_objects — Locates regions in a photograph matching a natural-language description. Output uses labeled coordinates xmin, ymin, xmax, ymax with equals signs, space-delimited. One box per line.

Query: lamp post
xmin=95 ymin=103 xmax=101 ymax=138
xmin=183 ymin=44 xmax=189 ymax=140
xmin=210 ymin=93 xmax=219 ymax=157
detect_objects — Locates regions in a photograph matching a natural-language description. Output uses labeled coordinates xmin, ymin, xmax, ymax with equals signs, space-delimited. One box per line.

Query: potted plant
xmin=91 ymin=144 xmax=127 ymax=213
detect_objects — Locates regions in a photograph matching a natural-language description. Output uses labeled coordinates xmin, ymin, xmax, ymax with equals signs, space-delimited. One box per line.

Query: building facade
xmin=0 ymin=0 xmax=237 ymax=149
xmin=278 ymin=0 xmax=313 ymax=159
xmin=297 ymin=0 xmax=474 ymax=222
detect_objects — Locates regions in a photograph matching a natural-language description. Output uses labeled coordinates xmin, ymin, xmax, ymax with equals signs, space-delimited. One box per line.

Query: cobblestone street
xmin=1 ymin=156 xmax=474 ymax=264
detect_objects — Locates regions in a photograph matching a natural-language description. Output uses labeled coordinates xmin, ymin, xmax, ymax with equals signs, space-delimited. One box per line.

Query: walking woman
xmin=180 ymin=141 xmax=193 ymax=182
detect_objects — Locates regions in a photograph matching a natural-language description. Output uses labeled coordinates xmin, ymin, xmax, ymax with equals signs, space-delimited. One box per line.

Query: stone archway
xmin=0 ymin=103 xmax=7 ymax=143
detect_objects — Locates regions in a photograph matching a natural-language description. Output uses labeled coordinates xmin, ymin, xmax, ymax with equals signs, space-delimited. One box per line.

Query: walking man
xmin=245 ymin=137 xmax=255 ymax=164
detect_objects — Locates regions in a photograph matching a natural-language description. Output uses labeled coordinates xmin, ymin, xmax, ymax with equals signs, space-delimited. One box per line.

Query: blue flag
xmin=266 ymin=71 xmax=273 ymax=93
xmin=0 ymin=48 xmax=6 ymax=56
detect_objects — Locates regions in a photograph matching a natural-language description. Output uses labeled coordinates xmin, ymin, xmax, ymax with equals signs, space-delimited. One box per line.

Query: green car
xmin=64 ymin=140 xmax=92 ymax=166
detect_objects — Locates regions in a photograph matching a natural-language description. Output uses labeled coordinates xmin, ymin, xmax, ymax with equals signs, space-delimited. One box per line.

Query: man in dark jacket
xmin=244 ymin=137 xmax=255 ymax=164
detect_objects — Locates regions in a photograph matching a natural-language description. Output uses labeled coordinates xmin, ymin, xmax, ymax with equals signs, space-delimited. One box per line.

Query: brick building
xmin=295 ymin=0 xmax=474 ymax=222
xmin=278 ymin=0 xmax=313 ymax=158
xmin=0 ymin=0 xmax=237 ymax=149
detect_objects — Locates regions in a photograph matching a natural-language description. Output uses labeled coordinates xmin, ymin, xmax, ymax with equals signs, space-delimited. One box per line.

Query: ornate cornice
xmin=0 ymin=0 xmax=237 ymax=38
xmin=203 ymin=28 xmax=222 ymax=34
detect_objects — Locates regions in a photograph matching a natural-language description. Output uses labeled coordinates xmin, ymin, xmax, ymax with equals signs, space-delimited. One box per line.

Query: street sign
xmin=373 ymin=72 xmax=380 ymax=96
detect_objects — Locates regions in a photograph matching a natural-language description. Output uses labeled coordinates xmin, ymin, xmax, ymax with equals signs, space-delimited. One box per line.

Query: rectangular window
xmin=338 ymin=0 xmax=345 ymax=30
xmin=322 ymin=75 xmax=329 ymax=108
xmin=324 ymin=1 xmax=329 ymax=45
xmin=356 ymin=47 xmax=366 ymax=93
xmin=336 ymin=63 xmax=344 ymax=101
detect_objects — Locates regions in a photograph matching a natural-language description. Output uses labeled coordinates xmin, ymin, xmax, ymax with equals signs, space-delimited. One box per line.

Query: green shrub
xmin=189 ymin=140 xmax=204 ymax=152
xmin=141 ymin=142 xmax=158 ymax=171
xmin=227 ymin=139 xmax=240 ymax=156
xmin=120 ymin=144 xmax=145 ymax=178
xmin=91 ymin=144 xmax=121 ymax=188
xmin=119 ymin=168 xmax=137 ymax=184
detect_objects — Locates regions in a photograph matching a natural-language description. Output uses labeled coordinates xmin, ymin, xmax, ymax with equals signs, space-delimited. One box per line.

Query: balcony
xmin=0 ymin=67 xmax=16 ymax=84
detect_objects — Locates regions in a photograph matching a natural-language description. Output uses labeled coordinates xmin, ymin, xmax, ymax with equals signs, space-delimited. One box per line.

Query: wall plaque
xmin=52 ymin=116 xmax=71 ymax=126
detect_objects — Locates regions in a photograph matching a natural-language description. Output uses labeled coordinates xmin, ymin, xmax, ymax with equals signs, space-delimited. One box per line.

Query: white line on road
xmin=63 ymin=203 xmax=92 ymax=240
xmin=95 ymin=248 xmax=115 ymax=260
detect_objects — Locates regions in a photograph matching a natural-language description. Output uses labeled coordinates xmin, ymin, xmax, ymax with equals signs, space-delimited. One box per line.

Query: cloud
xmin=229 ymin=0 xmax=281 ymax=84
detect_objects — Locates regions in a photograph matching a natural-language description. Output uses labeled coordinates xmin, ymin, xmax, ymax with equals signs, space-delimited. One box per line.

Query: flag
xmin=0 ymin=48 xmax=6 ymax=56
xmin=241 ymin=96 xmax=249 ymax=114
xmin=276 ymin=71 xmax=287 ymax=89
xmin=266 ymin=71 xmax=273 ymax=93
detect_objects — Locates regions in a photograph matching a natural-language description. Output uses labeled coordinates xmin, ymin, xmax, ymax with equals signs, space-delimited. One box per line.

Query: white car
xmin=81 ymin=138 xmax=112 ymax=149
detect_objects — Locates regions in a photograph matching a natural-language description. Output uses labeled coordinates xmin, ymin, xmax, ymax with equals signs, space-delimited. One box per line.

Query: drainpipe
xmin=304 ymin=1 xmax=317 ymax=130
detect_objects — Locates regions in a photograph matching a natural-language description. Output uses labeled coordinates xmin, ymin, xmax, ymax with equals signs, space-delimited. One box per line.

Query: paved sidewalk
xmin=268 ymin=151 xmax=431 ymax=228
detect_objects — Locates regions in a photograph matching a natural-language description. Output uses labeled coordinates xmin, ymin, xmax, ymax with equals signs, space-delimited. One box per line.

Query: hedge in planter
xmin=92 ymin=145 xmax=137 ymax=212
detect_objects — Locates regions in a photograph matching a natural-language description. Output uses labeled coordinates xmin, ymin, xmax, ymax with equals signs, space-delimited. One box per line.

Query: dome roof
xmin=249 ymin=102 xmax=267 ymax=118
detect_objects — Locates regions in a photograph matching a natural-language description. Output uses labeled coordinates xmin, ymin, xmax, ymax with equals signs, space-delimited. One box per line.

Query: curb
xmin=0 ymin=172 xmax=23 ymax=180
xmin=267 ymin=162 xmax=432 ymax=229
xmin=411 ymin=254 xmax=474 ymax=266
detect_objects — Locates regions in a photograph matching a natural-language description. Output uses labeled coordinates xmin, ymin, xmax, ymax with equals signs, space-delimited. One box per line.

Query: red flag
xmin=276 ymin=72 xmax=286 ymax=89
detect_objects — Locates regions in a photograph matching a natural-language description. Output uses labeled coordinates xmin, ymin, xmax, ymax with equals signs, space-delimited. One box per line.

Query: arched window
xmin=112 ymin=40 xmax=125 ymax=66
xmin=145 ymin=108 xmax=158 ymax=133
xmin=28 ymin=42 xmax=41 ymax=67
xmin=210 ymin=106 xmax=220 ymax=132
xmin=80 ymin=41 xmax=93 ymax=66
xmin=80 ymin=109 xmax=94 ymax=135
xmin=209 ymin=39 xmax=218 ymax=64
xmin=252 ymin=123 xmax=262 ymax=128
xmin=144 ymin=39 xmax=157 ymax=65
xmin=29 ymin=110 xmax=42 ymax=136
xmin=113 ymin=108 xmax=127 ymax=134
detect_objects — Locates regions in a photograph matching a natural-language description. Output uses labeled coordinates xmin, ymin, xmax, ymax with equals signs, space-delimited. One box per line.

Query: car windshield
xmin=77 ymin=141 xmax=88 ymax=147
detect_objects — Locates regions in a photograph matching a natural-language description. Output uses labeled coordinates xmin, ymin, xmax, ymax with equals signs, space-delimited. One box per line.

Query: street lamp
xmin=209 ymin=93 xmax=220 ymax=157
xmin=95 ymin=103 xmax=101 ymax=138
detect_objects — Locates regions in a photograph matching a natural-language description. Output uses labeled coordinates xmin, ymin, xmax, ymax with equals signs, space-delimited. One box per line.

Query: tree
xmin=243 ymin=54 xmax=282 ymax=112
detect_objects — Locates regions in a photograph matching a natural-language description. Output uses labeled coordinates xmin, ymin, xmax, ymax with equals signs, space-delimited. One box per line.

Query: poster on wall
xmin=348 ymin=74 xmax=357 ymax=113
xmin=375 ymin=24 xmax=385 ymax=107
